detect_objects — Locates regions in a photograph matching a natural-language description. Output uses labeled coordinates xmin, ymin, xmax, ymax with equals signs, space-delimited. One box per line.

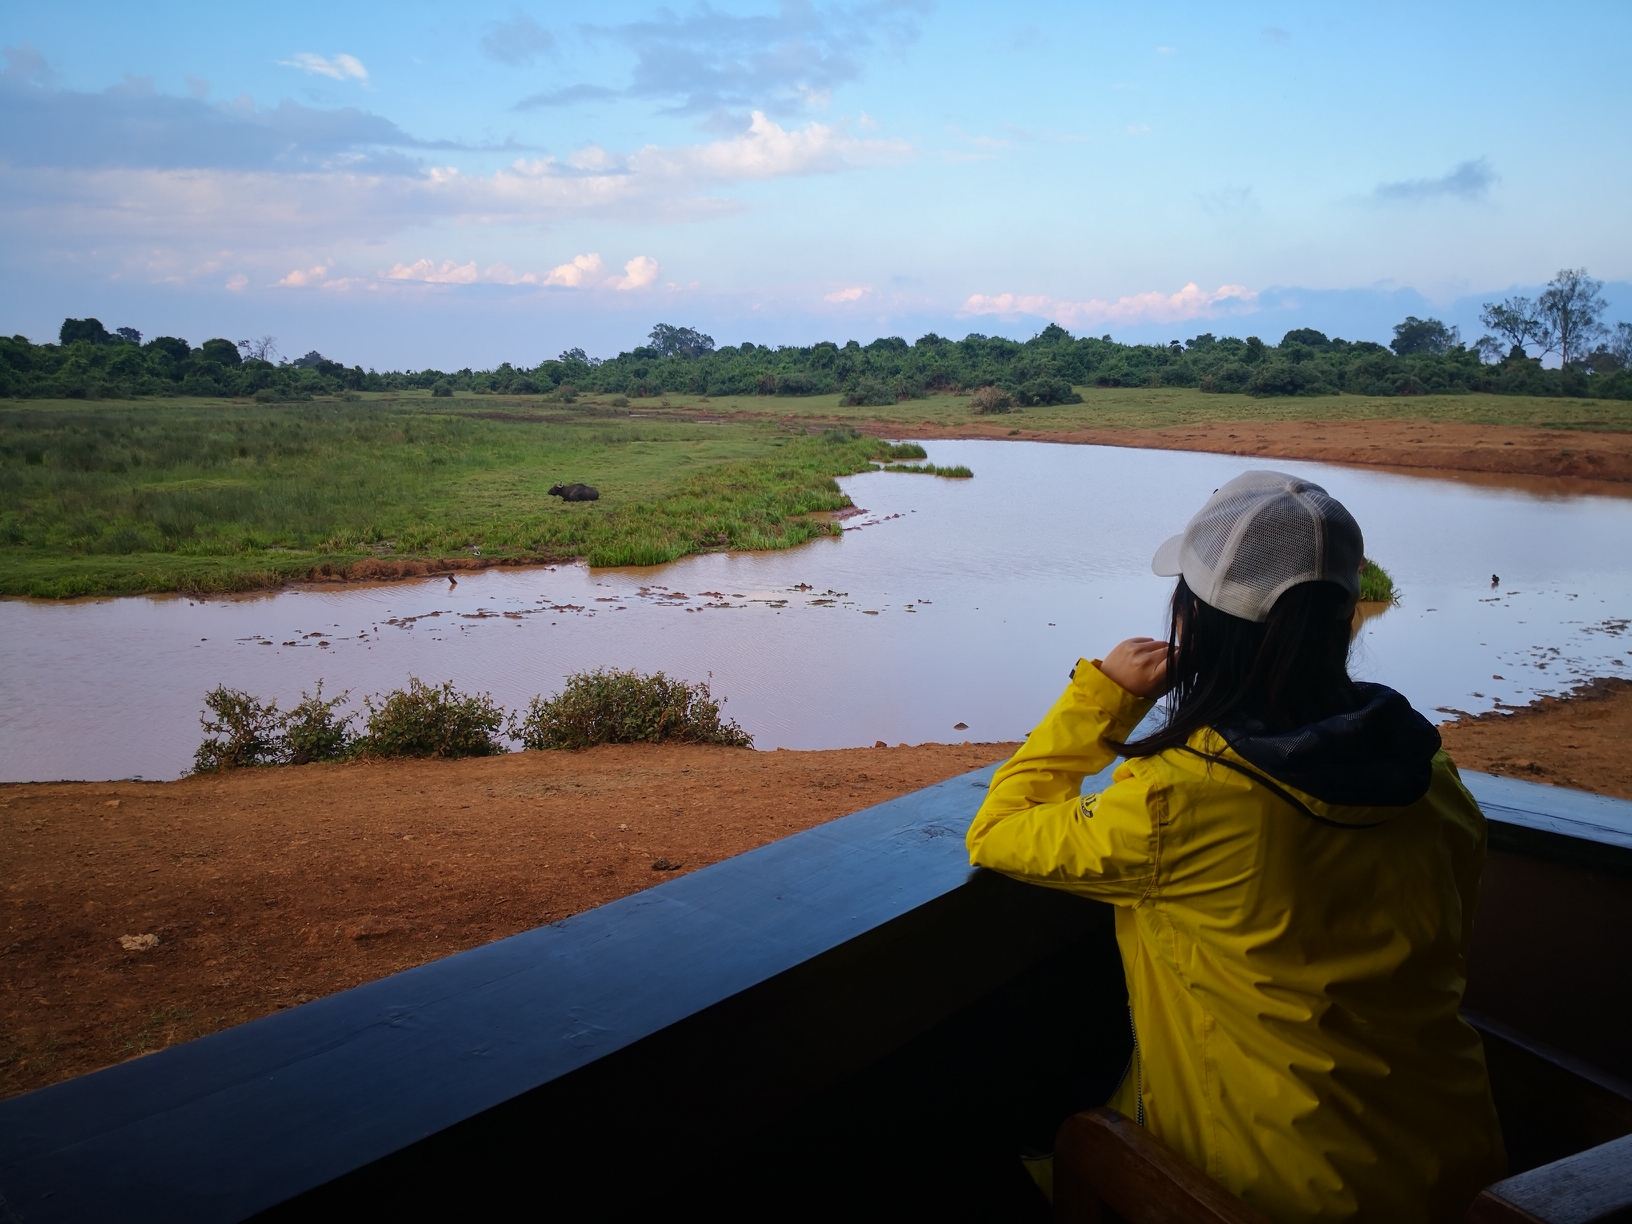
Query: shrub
xmin=518 ymin=669 xmax=753 ymax=750
xmin=609 ymin=394 xmax=630 ymax=407
xmin=281 ymin=681 xmax=355 ymax=764
xmin=842 ymin=376 xmax=895 ymax=407
xmin=431 ymin=381 xmax=453 ymax=398
xmin=970 ymin=386 xmax=1013 ymax=414
xmin=353 ymin=677 xmax=509 ymax=759
xmin=1013 ymin=376 xmax=1081 ymax=406
xmin=1359 ymin=558 xmax=1397 ymax=604
xmin=193 ymin=687 xmax=283 ymax=771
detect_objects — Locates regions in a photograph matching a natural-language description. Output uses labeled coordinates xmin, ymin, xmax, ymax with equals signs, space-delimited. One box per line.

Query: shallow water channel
xmin=4 ymin=440 xmax=1631 ymax=783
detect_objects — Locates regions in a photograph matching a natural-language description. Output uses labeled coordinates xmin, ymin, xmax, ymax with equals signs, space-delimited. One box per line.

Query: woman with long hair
xmin=967 ymin=471 xmax=1505 ymax=1223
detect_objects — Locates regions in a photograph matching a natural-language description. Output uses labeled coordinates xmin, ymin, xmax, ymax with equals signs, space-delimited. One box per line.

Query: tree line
xmin=5 ymin=269 xmax=1628 ymax=403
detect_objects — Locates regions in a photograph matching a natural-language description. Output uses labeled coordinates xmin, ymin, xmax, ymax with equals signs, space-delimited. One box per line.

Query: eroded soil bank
xmin=6 ymin=679 xmax=1631 ymax=1101
xmin=0 ymin=741 xmax=1014 ymax=1099
xmin=864 ymin=419 xmax=1632 ymax=485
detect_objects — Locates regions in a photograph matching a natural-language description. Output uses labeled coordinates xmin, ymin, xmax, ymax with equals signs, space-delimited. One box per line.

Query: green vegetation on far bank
xmin=0 ymin=398 xmax=909 ymax=598
xmin=2 ymin=383 xmax=1626 ymax=600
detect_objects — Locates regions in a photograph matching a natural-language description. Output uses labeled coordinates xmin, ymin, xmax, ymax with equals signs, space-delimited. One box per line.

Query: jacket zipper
xmin=1129 ymin=1007 xmax=1144 ymax=1127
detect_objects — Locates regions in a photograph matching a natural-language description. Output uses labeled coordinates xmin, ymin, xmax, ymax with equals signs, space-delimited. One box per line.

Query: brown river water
xmin=3 ymin=441 xmax=1630 ymax=782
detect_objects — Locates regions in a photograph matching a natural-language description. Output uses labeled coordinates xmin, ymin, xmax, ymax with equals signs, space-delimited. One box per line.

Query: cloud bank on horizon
xmin=0 ymin=0 xmax=1627 ymax=367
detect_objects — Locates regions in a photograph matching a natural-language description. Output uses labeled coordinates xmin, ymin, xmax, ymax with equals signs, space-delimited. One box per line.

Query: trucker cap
xmin=1150 ymin=470 xmax=1364 ymax=623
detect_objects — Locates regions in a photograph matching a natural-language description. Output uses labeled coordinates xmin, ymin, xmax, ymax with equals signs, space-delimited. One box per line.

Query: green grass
xmin=3 ymin=384 xmax=1618 ymax=597
xmin=0 ymin=396 xmax=894 ymax=597
xmin=1359 ymin=558 xmax=1397 ymax=604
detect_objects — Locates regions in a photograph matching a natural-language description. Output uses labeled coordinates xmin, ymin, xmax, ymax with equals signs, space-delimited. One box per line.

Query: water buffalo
xmin=548 ymin=482 xmax=600 ymax=502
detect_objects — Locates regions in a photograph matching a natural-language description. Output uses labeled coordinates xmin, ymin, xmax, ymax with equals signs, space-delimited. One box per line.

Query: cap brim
xmin=1151 ymin=533 xmax=1184 ymax=577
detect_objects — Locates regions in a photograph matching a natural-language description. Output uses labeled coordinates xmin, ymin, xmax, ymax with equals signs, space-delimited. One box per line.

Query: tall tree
xmin=1537 ymin=267 xmax=1609 ymax=367
xmin=237 ymin=335 xmax=279 ymax=362
xmin=647 ymin=323 xmax=715 ymax=359
xmin=58 ymin=317 xmax=111 ymax=345
xmin=1389 ymin=317 xmax=1458 ymax=356
xmin=1478 ymin=296 xmax=1545 ymax=360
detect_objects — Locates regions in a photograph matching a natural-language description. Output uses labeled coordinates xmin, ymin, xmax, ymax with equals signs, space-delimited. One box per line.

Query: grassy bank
xmin=5 ymin=385 xmax=1627 ymax=598
xmin=0 ymin=398 xmax=894 ymax=597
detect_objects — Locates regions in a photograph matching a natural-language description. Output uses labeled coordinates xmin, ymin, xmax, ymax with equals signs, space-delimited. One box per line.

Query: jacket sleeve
xmin=966 ymin=659 xmax=1160 ymax=903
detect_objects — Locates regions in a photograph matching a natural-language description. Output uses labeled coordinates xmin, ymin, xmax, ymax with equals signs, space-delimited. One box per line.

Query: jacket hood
xmin=1214 ymin=682 xmax=1441 ymax=809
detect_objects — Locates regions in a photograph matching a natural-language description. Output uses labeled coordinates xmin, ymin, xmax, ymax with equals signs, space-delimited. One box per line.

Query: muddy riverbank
xmin=7 ymin=677 xmax=1631 ymax=1100
xmin=865 ymin=419 xmax=1632 ymax=485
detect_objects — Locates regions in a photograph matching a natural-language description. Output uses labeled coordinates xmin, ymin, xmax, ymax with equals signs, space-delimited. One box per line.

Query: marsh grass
xmin=1359 ymin=558 xmax=1397 ymax=603
xmin=518 ymin=668 xmax=752 ymax=750
xmin=880 ymin=442 xmax=927 ymax=460
xmin=884 ymin=463 xmax=974 ymax=478
xmin=0 ymin=400 xmax=891 ymax=595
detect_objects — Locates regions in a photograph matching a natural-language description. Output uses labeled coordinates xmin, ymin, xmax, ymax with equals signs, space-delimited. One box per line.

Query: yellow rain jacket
xmin=967 ymin=660 xmax=1506 ymax=1223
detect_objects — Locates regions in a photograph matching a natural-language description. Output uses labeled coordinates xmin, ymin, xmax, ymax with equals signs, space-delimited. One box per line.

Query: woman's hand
xmin=1099 ymin=637 xmax=1171 ymax=699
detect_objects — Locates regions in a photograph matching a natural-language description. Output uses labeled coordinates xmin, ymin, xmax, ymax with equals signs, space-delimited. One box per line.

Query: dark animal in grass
xmin=549 ymin=483 xmax=600 ymax=502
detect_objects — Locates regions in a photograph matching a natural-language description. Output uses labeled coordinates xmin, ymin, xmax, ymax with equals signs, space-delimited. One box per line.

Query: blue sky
xmin=2 ymin=0 xmax=1628 ymax=368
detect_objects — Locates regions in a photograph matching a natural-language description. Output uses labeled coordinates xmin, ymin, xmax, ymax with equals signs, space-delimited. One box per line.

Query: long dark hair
xmin=1116 ymin=577 xmax=1360 ymax=757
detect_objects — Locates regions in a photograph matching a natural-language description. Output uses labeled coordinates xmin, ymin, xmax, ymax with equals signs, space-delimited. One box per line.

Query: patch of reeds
xmin=883 ymin=463 xmax=974 ymax=478
xmin=1359 ymin=557 xmax=1397 ymax=603
xmin=517 ymin=668 xmax=752 ymax=750
xmin=881 ymin=442 xmax=927 ymax=460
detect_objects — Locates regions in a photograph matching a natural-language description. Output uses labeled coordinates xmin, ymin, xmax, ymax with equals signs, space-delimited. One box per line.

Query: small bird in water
xmin=1491 ymin=574 xmax=1500 ymax=588
xmin=448 ymin=575 xmax=458 ymax=588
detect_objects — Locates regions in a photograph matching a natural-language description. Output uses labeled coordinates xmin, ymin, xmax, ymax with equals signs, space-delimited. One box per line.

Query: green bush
xmin=193 ymin=680 xmax=355 ymax=770
xmin=518 ymin=668 xmax=753 ymax=750
xmin=280 ymin=681 xmax=355 ymax=764
xmin=431 ymin=381 xmax=453 ymax=398
xmin=1013 ymin=376 xmax=1082 ymax=406
xmin=353 ymin=677 xmax=509 ymax=759
xmin=842 ymin=376 xmax=895 ymax=407
xmin=881 ymin=442 xmax=927 ymax=459
xmin=193 ymin=687 xmax=283 ymax=771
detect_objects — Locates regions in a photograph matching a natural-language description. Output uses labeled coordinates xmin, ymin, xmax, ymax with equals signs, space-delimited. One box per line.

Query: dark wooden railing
xmin=1 ymin=766 xmax=1629 ymax=1222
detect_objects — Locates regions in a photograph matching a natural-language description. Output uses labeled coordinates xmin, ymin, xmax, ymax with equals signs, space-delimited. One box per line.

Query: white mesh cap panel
xmin=1161 ymin=471 xmax=1363 ymax=622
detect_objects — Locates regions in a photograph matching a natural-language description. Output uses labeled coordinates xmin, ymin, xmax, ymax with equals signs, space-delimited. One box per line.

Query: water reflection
xmin=2 ymin=441 xmax=1629 ymax=782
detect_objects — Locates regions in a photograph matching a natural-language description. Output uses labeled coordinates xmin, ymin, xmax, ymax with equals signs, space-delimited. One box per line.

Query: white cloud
xmin=279 ymin=53 xmax=369 ymax=83
xmin=0 ymin=112 xmax=907 ymax=290
xmin=276 ymin=264 xmax=330 ymax=286
xmin=542 ymin=253 xmax=607 ymax=287
xmin=960 ymin=283 xmax=1258 ymax=328
xmin=613 ymin=256 xmax=659 ymax=290
xmin=824 ymin=285 xmax=868 ymax=302
xmin=225 ymin=273 xmax=248 ymax=291
xmin=629 ymin=111 xmax=910 ymax=180
xmin=384 ymin=259 xmax=479 ymax=283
